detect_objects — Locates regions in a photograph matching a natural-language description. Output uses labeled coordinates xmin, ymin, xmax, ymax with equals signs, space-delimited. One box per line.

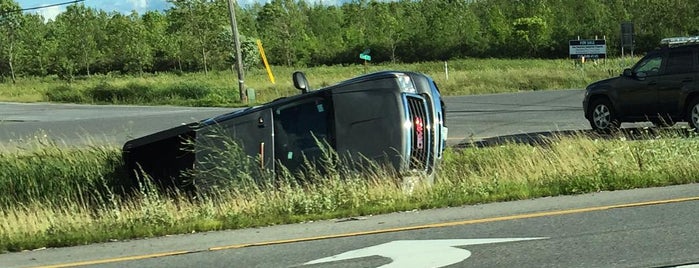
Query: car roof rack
xmin=660 ymin=36 xmax=699 ymax=47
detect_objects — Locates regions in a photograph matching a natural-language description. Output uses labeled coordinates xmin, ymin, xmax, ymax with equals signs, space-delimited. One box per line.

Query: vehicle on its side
xmin=583 ymin=36 xmax=699 ymax=132
xmin=122 ymin=71 xmax=447 ymax=189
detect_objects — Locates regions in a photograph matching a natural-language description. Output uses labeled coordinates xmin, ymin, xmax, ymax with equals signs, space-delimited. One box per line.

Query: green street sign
xmin=359 ymin=53 xmax=371 ymax=61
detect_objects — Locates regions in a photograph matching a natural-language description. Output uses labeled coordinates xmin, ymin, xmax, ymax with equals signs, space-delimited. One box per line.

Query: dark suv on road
xmin=583 ymin=36 xmax=699 ymax=132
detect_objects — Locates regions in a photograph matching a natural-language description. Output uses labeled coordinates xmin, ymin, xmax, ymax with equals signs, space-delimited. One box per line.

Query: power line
xmin=1 ymin=0 xmax=85 ymax=15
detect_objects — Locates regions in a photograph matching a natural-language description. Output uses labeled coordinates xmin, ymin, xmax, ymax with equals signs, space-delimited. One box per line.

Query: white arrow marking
xmin=305 ymin=238 xmax=547 ymax=268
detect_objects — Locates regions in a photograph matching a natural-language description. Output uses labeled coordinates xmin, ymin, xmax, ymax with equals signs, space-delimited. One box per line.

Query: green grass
xmin=0 ymin=58 xmax=637 ymax=106
xmin=1 ymin=129 xmax=698 ymax=253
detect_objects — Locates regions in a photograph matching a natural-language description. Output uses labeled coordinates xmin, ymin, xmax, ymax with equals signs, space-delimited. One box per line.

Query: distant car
xmin=123 ymin=71 xmax=447 ymax=189
xmin=583 ymin=36 xmax=699 ymax=132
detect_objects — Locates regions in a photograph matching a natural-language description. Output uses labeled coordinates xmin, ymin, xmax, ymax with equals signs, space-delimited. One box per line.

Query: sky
xmin=18 ymin=0 xmax=171 ymax=21
xmin=18 ymin=0 xmax=343 ymax=21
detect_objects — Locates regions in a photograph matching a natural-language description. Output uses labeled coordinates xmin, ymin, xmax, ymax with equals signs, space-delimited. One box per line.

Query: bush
xmin=45 ymin=85 xmax=86 ymax=103
xmin=166 ymin=82 xmax=212 ymax=99
xmin=87 ymin=81 xmax=124 ymax=103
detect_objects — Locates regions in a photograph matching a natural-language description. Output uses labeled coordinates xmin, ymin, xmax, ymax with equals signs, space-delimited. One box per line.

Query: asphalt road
xmin=0 ymin=89 xmax=662 ymax=148
xmin=2 ymin=184 xmax=698 ymax=267
xmin=0 ymin=89 xmax=594 ymax=147
xmin=1 ymin=89 xmax=698 ymax=267
xmin=0 ymin=102 xmax=230 ymax=147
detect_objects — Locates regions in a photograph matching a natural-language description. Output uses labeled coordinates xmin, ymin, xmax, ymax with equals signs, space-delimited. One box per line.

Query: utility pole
xmin=227 ymin=0 xmax=246 ymax=102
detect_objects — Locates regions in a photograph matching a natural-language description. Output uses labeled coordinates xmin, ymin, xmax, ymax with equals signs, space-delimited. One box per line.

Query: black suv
xmin=583 ymin=36 xmax=699 ymax=132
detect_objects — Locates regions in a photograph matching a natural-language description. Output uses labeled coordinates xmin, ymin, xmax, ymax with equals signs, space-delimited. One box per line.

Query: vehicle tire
xmin=685 ymin=98 xmax=699 ymax=130
xmin=588 ymin=99 xmax=620 ymax=133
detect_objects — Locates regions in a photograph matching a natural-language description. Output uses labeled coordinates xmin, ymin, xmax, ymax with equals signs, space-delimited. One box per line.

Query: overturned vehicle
xmin=122 ymin=71 xmax=448 ymax=189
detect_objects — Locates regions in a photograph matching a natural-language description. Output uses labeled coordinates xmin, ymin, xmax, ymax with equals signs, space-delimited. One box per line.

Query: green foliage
xmin=86 ymin=81 xmax=156 ymax=103
xmin=4 ymin=0 xmax=699 ymax=80
xmin=0 ymin=0 xmax=23 ymax=82
xmin=45 ymin=84 xmax=86 ymax=103
xmin=166 ymin=82 xmax=212 ymax=99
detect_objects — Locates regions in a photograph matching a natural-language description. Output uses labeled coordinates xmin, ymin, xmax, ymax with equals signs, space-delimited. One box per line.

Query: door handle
xmin=648 ymin=81 xmax=657 ymax=85
xmin=682 ymin=79 xmax=693 ymax=83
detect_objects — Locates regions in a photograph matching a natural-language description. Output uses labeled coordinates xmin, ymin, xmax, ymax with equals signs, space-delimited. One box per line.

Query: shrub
xmin=45 ymin=85 xmax=86 ymax=103
xmin=87 ymin=81 xmax=124 ymax=103
xmin=166 ymin=82 xmax=211 ymax=100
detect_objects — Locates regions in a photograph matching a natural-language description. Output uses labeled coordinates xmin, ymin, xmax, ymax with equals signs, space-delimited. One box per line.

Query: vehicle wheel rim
xmin=593 ymin=104 xmax=611 ymax=129
xmin=692 ymin=104 xmax=699 ymax=127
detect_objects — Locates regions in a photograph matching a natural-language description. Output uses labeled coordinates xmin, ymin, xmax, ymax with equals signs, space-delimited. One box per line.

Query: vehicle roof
xmin=660 ymin=36 xmax=699 ymax=48
xmin=202 ymin=70 xmax=417 ymax=125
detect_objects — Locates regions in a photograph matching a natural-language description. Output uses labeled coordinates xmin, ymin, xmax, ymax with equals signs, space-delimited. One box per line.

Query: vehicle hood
xmin=586 ymin=76 xmax=620 ymax=91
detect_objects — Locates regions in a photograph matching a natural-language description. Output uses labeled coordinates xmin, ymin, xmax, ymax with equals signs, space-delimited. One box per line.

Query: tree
xmin=215 ymin=31 xmax=260 ymax=71
xmin=51 ymin=4 xmax=103 ymax=79
xmin=106 ymin=12 xmax=153 ymax=74
xmin=142 ymin=11 xmax=173 ymax=72
xmin=339 ymin=0 xmax=370 ymax=63
xmin=257 ymin=0 xmax=311 ymax=66
xmin=16 ymin=13 xmax=50 ymax=76
xmin=509 ymin=0 xmax=554 ymax=57
xmin=0 ymin=0 xmax=23 ymax=83
xmin=167 ymin=0 xmax=229 ymax=74
xmin=304 ymin=5 xmax=345 ymax=65
xmin=365 ymin=1 xmax=405 ymax=62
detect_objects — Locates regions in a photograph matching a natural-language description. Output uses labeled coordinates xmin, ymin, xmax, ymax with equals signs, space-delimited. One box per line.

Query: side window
xmin=634 ymin=54 xmax=663 ymax=77
xmin=273 ymin=97 xmax=333 ymax=171
xmin=665 ymin=49 xmax=694 ymax=75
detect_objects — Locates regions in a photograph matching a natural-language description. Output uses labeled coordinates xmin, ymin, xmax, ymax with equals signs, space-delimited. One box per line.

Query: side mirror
xmin=292 ymin=71 xmax=311 ymax=93
xmin=622 ymin=68 xmax=633 ymax=77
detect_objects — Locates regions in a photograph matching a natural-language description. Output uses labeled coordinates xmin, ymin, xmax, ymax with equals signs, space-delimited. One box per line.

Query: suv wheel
xmin=589 ymin=99 xmax=620 ymax=133
xmin=686 ymin=98 xmax=699 ymax=130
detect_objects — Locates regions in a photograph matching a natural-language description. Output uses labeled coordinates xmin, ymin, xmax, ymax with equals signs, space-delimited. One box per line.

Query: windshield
xmin=273 ymin=96 xmax=333 ymax=172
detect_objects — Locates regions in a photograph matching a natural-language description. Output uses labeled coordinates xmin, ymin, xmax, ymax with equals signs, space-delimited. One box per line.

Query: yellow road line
xmin=35 ymin=196 xmax=699 ymax=267
xmin=38 ymin=251 xmax=192 ymax=268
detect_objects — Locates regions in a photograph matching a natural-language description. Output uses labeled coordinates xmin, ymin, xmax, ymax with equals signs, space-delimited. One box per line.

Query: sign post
xmin=359 ymin=49 xmax=371 ymax=73
xmin=621 ymin=22 xmax=635 ymax=58
xmin=569 ymin=39 xmax=607 ymax=60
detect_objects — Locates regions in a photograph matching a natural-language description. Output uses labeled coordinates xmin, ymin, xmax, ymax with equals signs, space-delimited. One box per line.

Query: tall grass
xmin=0 ymin=138 xmax=125 ymax=208
xmin=2 ymin=130 xmax=699 ymax=253
xmin=0 ymin=58 xmax=637 ymax=106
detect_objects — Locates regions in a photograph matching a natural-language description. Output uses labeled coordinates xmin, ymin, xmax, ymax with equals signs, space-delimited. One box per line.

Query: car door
xmin=617 ymin=53 xmax=663 ymax=118
xmin=656 ymin=47 xmax=697 ymax=118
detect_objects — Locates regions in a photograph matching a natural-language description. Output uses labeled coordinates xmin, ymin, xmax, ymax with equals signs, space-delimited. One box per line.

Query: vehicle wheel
xmin=685 ymin=98 xmax=699 ymax=130
xmin=588 ymin=99 xmax=620 ymax=133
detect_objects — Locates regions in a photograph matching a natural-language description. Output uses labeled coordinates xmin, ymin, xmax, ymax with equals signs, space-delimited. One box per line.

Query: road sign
xmin=305 ymin=238 xmax=547 ymax=267
xmin=621 ymin=22 xmax=634 ymax=49
xmin=569 ymin=39 xmax=607 ymax=59
xmin=360 ymin=53 xmax=372 ymax=61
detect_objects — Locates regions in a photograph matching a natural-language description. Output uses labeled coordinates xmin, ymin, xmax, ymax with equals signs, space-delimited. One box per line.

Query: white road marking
xmin=304 ymin=238 xmax=547 ymax=268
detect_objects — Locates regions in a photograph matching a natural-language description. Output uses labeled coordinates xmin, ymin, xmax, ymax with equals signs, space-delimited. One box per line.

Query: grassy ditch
xmin=2 ymin=130 xmax=698 ymax=252
xmin=0 ymin=58 xmax=635 ymax=106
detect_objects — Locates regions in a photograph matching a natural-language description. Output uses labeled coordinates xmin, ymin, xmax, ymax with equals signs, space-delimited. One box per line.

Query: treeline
xmin=0 ymin=0 xmax=698 ymax=81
